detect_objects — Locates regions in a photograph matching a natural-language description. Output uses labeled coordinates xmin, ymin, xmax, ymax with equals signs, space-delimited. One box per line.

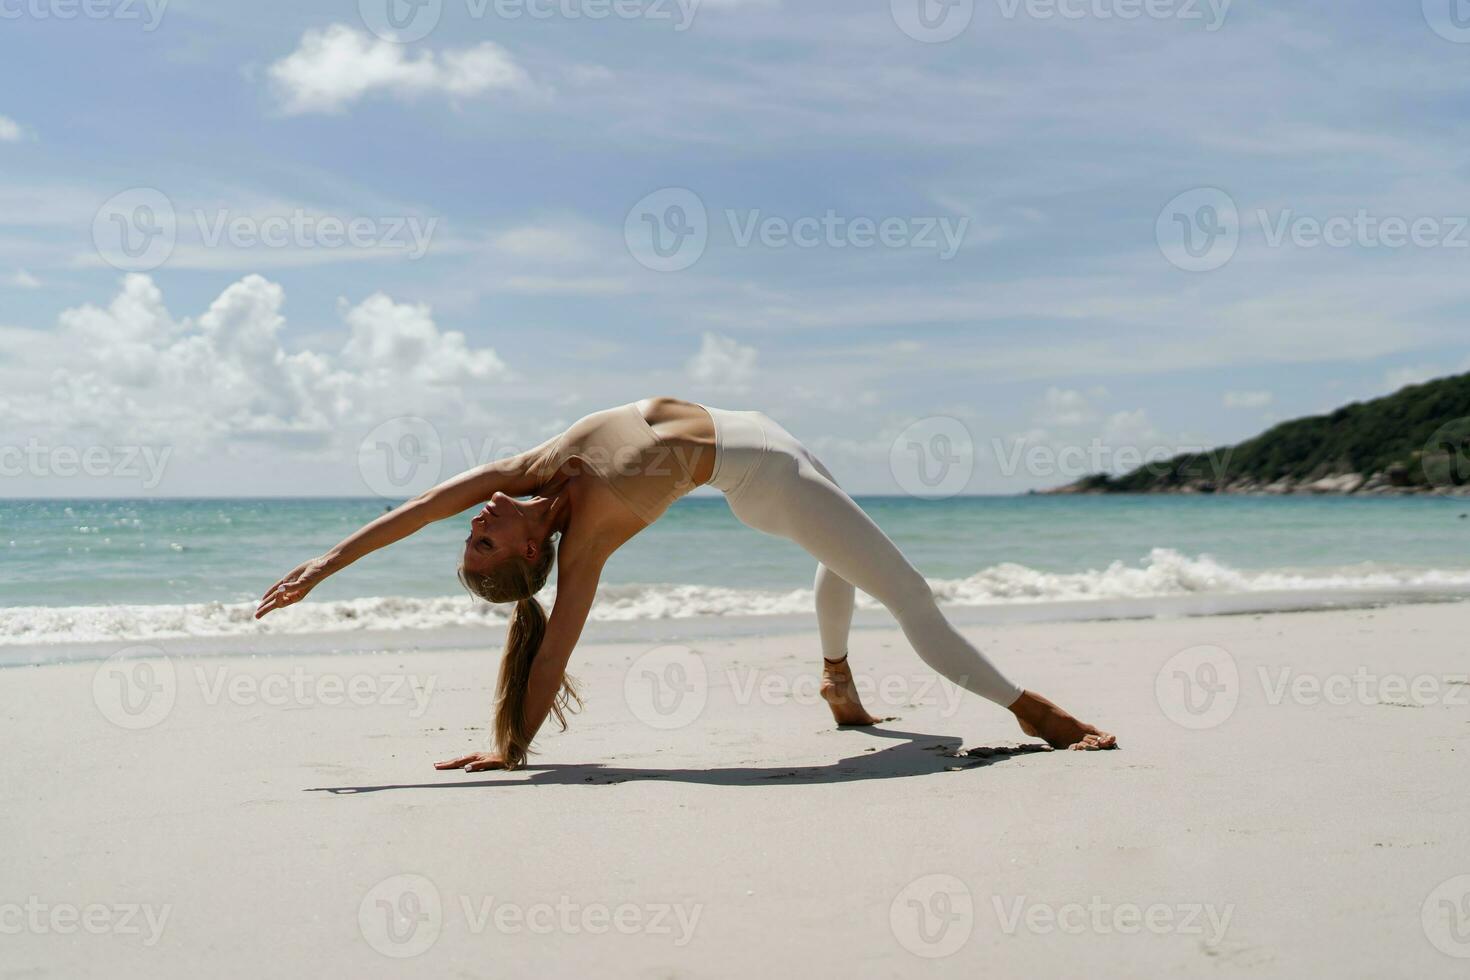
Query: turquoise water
xmin=3 ymin=494 xmax=1468 ymax=612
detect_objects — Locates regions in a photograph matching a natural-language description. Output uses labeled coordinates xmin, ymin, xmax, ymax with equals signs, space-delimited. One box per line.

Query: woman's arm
xmin=255 ymin=449 xmax=549 ymax=619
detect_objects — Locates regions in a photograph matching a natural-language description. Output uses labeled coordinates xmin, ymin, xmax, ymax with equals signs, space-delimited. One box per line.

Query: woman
xmin=256 ymin=397 xmax=1116 ymax=770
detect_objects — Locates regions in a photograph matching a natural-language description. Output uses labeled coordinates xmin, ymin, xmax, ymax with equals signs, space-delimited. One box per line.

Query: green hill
xmin=1050 ymin=371 xmax=1470 ymax=495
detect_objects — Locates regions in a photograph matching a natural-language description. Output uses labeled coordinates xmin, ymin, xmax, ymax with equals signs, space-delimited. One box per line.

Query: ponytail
xmin=492 ymin=595 xmax=582 ymax=768
xmin=459 ymin=535 xmax=580 ymax=769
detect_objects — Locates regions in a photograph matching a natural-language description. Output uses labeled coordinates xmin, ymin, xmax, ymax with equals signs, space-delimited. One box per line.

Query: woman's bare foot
xmin=1008 ymin=690 xmax=1118 ymax=751
xmin=820 ymin=657 xmax=884 ymax=726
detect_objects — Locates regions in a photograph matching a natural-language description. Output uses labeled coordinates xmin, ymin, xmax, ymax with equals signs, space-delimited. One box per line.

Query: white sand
xmin=4 ymin=602 xmax=1469 ymax=977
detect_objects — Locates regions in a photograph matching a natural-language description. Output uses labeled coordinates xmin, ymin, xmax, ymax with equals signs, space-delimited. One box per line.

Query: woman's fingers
xmin=254 ymin=585 xmax=302 ymax=619
xmin=433 ymin=753 xmax=502 ymax=772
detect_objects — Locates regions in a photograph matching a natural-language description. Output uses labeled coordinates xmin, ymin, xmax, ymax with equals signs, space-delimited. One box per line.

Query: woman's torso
xmin=535 ymin=397 xmax=717 ymax=529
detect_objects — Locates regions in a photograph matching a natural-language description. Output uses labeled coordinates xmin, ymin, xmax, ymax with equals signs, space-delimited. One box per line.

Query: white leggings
xmin=704 ymin=406 xmax=1023 ymax=708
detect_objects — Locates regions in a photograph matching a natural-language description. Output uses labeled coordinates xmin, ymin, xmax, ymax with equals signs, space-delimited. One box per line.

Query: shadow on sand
xmin=305 ymin=726 xmax=1055 ymax=795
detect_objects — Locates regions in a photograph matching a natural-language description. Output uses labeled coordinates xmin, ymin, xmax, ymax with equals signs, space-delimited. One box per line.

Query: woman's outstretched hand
xmin=434 ymin=752 xmax=506 ymax=772
xmin=255 ymin=556 xmax=331 ymax=619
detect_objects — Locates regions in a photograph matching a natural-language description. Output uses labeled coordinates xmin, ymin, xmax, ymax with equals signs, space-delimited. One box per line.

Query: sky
xmin=1 ymin=0 xmax=1468 ymax=497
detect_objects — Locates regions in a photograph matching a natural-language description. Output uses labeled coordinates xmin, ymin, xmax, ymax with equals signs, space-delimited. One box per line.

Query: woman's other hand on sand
xmin=434 ymin=752 xmax=506 ymax=772
xmin=255 ymin=556 xmax=332 ymax=619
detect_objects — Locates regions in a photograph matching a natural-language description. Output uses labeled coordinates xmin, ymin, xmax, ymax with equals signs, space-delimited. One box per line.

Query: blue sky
xmin=1 ymin=0 xmax=1467 ymax=496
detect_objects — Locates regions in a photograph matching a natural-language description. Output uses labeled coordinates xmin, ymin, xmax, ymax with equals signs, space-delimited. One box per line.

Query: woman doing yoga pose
xmin=255 ymin=398 xmax=1116 ymax=770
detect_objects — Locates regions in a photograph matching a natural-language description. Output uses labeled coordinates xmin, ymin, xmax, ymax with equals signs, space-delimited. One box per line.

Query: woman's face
xmin=462 ymin=493 xmax=536 ymax=575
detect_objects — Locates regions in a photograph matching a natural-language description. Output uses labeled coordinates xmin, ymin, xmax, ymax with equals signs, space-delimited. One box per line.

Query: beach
xmin=5 ymin=600 xmax=1468 ymax=977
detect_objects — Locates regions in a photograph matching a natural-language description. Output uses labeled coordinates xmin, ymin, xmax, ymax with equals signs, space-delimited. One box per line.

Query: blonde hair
xmin=458 ymin=537 xmax=581 ymax=768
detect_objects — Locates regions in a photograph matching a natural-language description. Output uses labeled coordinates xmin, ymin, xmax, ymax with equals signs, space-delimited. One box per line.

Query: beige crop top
xmin=534 ymin=403 xmax=701 ymax=524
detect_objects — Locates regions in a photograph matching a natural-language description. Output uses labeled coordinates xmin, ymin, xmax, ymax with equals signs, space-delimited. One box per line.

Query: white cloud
xmin=1223 ymin=389 xmax=1273 ymax=409
xmin=1102 ymin=409 xmax=1162 ymax=446
xmin=0 ymin=274 xmax=511 ymax=449
xmin=339 ymin=292 xmax=509 ymax=386
xmin=267 ymin=24 xmax=533 ymax=116
xmin=1037 ymin=387 xmax=1097 ymax=427
xmin=5 ymin=269 xmax=40 ymax=288
xmin=0 ymin=115 xmax=24 ymax=142
xmin=687 ymin=331 xmax=757 ymax=390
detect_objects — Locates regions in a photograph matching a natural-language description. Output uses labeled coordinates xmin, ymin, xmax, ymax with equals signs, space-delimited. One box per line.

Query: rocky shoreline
xmin=1044 ymin=466 xmax=1470 ymax=496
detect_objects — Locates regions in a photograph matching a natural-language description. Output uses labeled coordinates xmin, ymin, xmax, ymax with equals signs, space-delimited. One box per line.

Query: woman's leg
xmin=726 ymin=435 xmax=1116 ymax=749
xmin=736 ymin=458 xmax=1024 ymax=705
xmin=813 ymin=562 xmax=885 ymax=725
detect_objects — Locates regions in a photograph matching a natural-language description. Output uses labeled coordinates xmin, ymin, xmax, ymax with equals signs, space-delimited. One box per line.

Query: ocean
xmin=3 ymin=493 xmax=1469 ymax=663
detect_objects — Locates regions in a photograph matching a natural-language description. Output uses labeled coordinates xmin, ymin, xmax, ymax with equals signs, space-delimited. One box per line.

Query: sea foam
xmin=4 ymin=548 xmax=1469 ymax=647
